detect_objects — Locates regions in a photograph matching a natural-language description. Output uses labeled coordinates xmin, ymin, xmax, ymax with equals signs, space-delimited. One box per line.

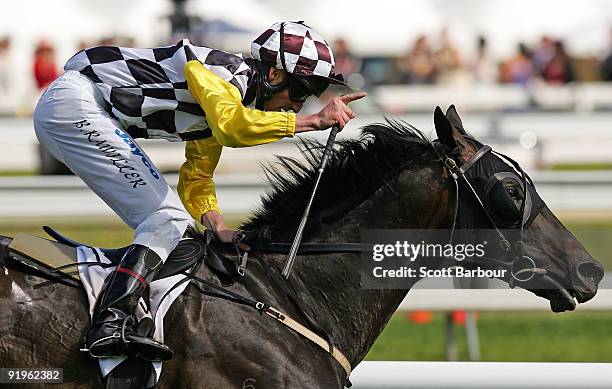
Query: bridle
xmin=431 ymin=135 xmax=569 ymax=291
xmin=433 ymin=136 xmax=578 ymax=308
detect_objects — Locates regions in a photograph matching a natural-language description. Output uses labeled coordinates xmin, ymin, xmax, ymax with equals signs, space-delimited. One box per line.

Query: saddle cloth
xmin=77 ymin=246 xmax=191 ymax=382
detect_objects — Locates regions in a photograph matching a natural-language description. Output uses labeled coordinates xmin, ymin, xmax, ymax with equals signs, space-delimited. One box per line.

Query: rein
xmin=248 ymin=242 xmax=370 ymax=254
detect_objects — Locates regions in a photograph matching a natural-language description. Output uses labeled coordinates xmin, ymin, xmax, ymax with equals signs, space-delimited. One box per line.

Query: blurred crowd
xmin=4 ymin=31 xmax=612 ymax=114
xmin=333 ymin=30 xmax=612 ymax=88
xmin=0 ymin=36 xmax=137 ymax=114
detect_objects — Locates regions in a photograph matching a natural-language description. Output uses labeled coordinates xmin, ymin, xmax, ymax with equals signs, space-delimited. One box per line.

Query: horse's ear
xmin=445 ymin=104 xmax=466 ymax=135
xmin=434 ymin=106 xmax=456 ymax=149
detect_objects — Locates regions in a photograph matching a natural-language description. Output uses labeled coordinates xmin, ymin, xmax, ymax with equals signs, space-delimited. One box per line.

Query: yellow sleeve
xmin=178 ymin=137 xmax=223 ymax=221
xmin=185 ymin=60 xmax=296 ymax=147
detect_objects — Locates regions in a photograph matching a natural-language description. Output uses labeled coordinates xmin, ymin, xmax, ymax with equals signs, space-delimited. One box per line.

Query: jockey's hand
xmin=315 ymin=92 xmax=367 ymax=130
xmin=201 ymin=210 xmax=233 ymax=242
xmin=216 ymin=228 xmax=250 ymax=251
xmin=215 ymin=228 xmax=237 ymax=243
xmin=295 ymin=92 xmax=367 ymax=133
xmin=201 ymin=210 xmax=249 ymax=250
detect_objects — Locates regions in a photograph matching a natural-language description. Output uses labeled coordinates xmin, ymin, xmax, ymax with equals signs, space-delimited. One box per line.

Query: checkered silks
xmin=64 ymin=39 xmax=251 ymax=141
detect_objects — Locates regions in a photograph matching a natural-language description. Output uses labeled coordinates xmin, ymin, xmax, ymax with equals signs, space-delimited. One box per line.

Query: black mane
xmin=241 ymin=120 xmax=438 ymax=240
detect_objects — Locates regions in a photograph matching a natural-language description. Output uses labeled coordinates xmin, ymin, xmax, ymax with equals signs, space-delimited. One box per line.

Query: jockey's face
xmin=263 ymin=68 xmax=305 ymax=113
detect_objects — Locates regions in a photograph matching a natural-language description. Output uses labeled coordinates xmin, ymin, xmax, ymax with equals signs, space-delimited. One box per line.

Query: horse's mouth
xmin=524 ymin=274 xmax=578 ymax=312
xmin=547 ymin=260 xmax=604 ymax=312
xmin=543 ymin=272 xmax=602 ymax=312
xmin=515 ymin=257 xmax=603 ymax=313
xmin=548 ymin=284 xmax=577 ymax=312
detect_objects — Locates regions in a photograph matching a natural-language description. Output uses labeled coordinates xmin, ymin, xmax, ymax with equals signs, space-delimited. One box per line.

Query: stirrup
xmin=85 ymin=332 xmax=124 ymax=358
xmin=122 ymin=317 xmax=173 ymax=362
xmin=83 ymin=316 xmax=132 ymax=359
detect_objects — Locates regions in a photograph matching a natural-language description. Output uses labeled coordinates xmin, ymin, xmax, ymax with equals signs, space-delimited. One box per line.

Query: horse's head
xmin=434 ymin=105 xmax=604 ymax=312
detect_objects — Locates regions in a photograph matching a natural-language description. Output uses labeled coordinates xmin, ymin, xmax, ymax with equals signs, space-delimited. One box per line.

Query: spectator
xmin=33 ymin=40 xmax=58 ymax=91
xmin=532 ymin=35 xmax=555 ymax=75
xmin=0 ymin=36 xmax=12 ymax=107
xmin=600 ymin=29 xmax=612 ymax=81
xmin=434 ymin=28 xmax=464 ymax=84
xmin=542 ymin=40 xmax=574 ymax=84
xmin=500 ymin=43 xmax=533 ymax=85
xmin=77 ymin=40 xmax=90 ymax=51
xmin=471 ymin=35 xmax=497 ymax=84
xmin=99 ymin=37 xmax=118 ymax=46
xmin=332 ymin=38 xmax=360 ymax=79
xmin=397 ymin=34 xmax=436 ymax=84
xmin=123 ymin=37 xmax=137 ymax=48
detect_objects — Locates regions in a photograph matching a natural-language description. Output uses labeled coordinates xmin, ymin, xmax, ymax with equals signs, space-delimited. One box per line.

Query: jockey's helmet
xmin=250 ymin=21 xmax=346 ymax=107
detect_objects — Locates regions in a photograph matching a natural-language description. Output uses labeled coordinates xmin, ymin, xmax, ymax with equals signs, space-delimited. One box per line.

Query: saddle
xmin=6 ymin=226 xmax=241 ymax=288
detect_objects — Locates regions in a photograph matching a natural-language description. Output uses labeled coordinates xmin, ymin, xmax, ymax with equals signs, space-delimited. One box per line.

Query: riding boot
xmin=85 ymin=244 xmax=174 ymax=361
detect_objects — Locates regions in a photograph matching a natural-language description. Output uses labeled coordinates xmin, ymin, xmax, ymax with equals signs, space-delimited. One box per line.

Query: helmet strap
xmin=251 ymin=59 xmax=289 ymax=110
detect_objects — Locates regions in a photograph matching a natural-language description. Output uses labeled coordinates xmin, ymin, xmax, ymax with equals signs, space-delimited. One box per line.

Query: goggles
xmin=287 ymin=75 xmax=329 ymax=103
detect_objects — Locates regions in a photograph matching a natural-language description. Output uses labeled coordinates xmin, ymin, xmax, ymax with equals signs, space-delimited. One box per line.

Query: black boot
xmin=85 ymin=244 xmax=174 ymax=361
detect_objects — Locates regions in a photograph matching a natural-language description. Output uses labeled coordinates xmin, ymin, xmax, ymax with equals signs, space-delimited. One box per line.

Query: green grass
xmin=549 ymin=163 xmax=612 ymax=171
xmin=0 ymin=215 xmax=246 ymax=247
xmin=0 ymin=219 xmax=134 ymax=247
xmin=0 ymin=170 xmax=36 ymax=176
xmin=564 ymin=220 xmax=612 ymax=270
xmin=367 ymin=312 xmax=612 ymax=361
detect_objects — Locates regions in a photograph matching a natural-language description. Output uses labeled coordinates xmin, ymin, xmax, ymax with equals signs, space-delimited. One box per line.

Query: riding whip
xmin=282 ymin=125 xmax=340 ymax=279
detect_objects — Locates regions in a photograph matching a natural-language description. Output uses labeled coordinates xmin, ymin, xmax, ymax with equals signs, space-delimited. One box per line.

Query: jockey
xmin=33 ymin=21 xmax=365 ymax=362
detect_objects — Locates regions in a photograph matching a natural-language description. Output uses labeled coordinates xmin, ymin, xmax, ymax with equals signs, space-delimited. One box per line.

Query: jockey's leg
xmin=86 ymin=244 xmax=172 ymax=361
xmin=33 ymin=70 xmax=192 ymax=361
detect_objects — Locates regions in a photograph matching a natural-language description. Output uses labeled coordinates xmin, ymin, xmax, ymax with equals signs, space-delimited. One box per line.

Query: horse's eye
xmin=507 ymin=187 xmax=519 ymax=198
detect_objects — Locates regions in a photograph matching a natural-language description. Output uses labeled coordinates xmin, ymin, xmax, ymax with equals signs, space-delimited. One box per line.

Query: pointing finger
xmin=339 ymin=92 xmax=367 ymax=105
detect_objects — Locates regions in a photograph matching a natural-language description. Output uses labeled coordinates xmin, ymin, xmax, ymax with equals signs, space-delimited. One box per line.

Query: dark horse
xmin=0 ymin=107 xmax=604 ymax=388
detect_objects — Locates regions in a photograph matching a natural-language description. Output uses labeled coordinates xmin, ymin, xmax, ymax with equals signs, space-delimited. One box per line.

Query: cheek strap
xmin=253 ymin=61 xmax=290 ymax=110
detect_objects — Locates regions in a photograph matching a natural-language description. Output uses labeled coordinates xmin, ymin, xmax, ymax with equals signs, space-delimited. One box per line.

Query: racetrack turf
xmin=367 ymin=311 xmax=612 ymax=361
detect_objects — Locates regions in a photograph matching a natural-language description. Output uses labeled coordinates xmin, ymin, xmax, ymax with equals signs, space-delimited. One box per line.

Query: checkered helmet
xmin=251 ymin=21 xmax=346 ymax=85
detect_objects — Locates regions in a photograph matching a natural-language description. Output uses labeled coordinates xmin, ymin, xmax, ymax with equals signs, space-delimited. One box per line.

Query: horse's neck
xmin=290 ymin=167 xmax=449 ymax=365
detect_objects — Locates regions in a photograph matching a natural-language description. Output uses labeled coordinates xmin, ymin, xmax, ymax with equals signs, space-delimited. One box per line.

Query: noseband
xmin=432 ymin=136 xmax=551 ymax=288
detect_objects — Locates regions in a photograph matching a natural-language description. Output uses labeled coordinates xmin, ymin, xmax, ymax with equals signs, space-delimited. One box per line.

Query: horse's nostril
xmin=576 ymin=261 xmax=604 ymax=285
